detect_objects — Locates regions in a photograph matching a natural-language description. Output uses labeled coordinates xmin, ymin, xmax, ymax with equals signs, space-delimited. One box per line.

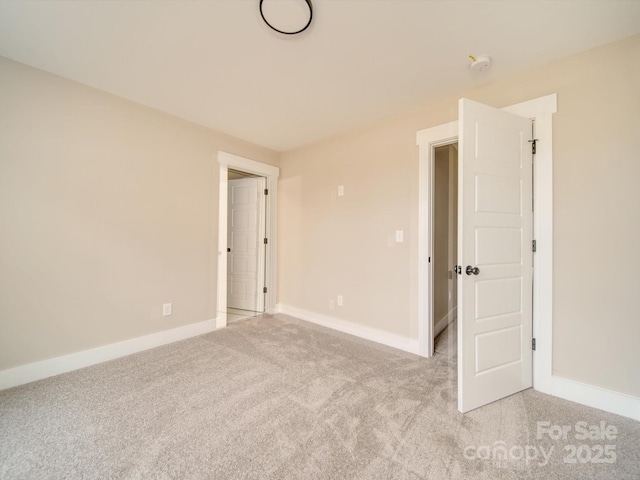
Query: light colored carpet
xmin=1 ymin=314 xmax=638 ymax=479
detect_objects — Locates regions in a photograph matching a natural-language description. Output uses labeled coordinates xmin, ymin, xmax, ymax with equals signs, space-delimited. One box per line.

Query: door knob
xmin=465 ymin=265 xmax=480 ymax=276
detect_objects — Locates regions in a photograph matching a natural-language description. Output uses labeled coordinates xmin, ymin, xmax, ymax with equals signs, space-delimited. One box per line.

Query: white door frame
xmin=217 ymin=152 xmax=279 ymax=328
xmin=416 ymin=94 xmax=557 ymax=392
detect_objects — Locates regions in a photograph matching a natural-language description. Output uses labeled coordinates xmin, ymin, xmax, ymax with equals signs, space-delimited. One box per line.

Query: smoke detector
xmin=469 ymin=55 xmax=491 ymax=72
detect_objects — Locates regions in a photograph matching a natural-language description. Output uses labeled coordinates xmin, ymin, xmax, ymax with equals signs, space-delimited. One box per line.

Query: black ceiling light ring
xmin=259 ymin=0 xmax=313 ymax=35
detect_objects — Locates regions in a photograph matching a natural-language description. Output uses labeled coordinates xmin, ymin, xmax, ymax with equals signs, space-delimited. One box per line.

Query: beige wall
xmin=433 ymin=146 xmax=449 ymax=325
xmin=447 ymin=146 xmax=458 ymax=315
xmin=0 ymin=57 xmax=278 ymax=370
xmin=278 ymin=34 xmax=640 ymax=398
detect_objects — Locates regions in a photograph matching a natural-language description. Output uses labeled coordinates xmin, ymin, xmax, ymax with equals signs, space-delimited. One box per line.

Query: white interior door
xmin=458 ymin=98 xmax=533 ymax=413
xmin=227 ymin=177 xmax=266 ymax=312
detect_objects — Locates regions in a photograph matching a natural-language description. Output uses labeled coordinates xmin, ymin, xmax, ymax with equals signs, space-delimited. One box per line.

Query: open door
xmin=227 ymin=177 xmax=266 ymax=313
xmin=458 ymin=98 xmax=533 ymax=413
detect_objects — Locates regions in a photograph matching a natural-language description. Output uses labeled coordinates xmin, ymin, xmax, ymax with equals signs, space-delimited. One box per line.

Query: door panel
xmin=475 ymin=175 xmax=521 ymax=214
xmin=227 ymin=177 xmax=266 ymax=312
xmin=475 ymin=326 xmax=522 ymax=373
xmin=458 ymin=98 xmax=533 ymax=413
xmin=476 ymin=228 xmax=522 ymax=265
xmin=475 ymin=277 xmax=522 ymax=320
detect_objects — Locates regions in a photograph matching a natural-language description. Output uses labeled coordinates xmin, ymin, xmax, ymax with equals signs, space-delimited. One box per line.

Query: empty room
xmin=1 ymin=1 xmax=639 ymax=478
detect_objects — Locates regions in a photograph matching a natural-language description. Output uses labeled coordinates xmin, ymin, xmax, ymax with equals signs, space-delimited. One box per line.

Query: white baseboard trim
xmin=536 ymin=374 xmax=640 ymax=422
xmin=0 ymin=318 xmax=219 ymax=391
xmin=434 ymin=306 xmax=457 ymax=338
xmin=276 ymin=304 xmax=419 ymax=355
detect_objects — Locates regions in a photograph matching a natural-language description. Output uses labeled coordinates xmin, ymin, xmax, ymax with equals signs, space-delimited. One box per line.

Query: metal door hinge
xmin=528 ymin=139 xmax=538 ymax=155
xmin=264 ymin=188 xmax=269 ymax=195
xmin=263 ymin=287 xmax=268 ymax=294
xmin=532 ymin=240 xmax=537 ymax=253
xmin=532 ymin=338 xmax=536 ymax=351
xmin=264 ymin=238 xmax=268 ymax=245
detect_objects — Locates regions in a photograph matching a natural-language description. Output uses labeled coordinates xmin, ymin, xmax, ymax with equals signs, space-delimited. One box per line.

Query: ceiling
xmin=1 ymin=1 xmax=639 ymax=152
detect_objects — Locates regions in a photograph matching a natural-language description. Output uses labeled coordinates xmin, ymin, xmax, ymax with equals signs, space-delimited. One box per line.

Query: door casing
xmin=416 ymin=94 xmax=557 ymax=393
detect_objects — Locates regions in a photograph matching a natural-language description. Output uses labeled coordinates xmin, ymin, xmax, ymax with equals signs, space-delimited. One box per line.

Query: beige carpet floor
xmin=1 ymin=314 xmax=639 ymax=479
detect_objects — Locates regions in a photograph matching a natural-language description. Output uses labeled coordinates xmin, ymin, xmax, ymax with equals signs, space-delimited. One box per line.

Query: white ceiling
xmin=1 ymin=1 xmax=640 ymax=152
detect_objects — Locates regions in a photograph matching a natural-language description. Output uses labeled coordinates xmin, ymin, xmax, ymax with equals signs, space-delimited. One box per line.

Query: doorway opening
xmin=432 ymin=144 xmax=458 ymax=356
xmin=417 ymin=94 xmax=557 ymax=413
xmin=217 ymin=152 xmax=279 ymax=329
xmin=226 ymin=169 xmax=267 ymax=324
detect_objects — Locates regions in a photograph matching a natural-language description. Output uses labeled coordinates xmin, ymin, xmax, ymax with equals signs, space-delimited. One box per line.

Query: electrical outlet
xmin=337 ymin=185 xmax=345 ymax=197
xmin=162 ymin=303 xmax=172 ymax=316
xmin=337 ymin=295 xmax=343 ymax=307
xmin=395 ymin=230 xmax=404 ymax=243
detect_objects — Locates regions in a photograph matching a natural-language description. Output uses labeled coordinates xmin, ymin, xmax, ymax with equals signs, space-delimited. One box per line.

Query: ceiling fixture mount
xmin=468 ymin=55 xmax=492 ymax=72
xmin=260 ymin=0 xmax=313 ymax=35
